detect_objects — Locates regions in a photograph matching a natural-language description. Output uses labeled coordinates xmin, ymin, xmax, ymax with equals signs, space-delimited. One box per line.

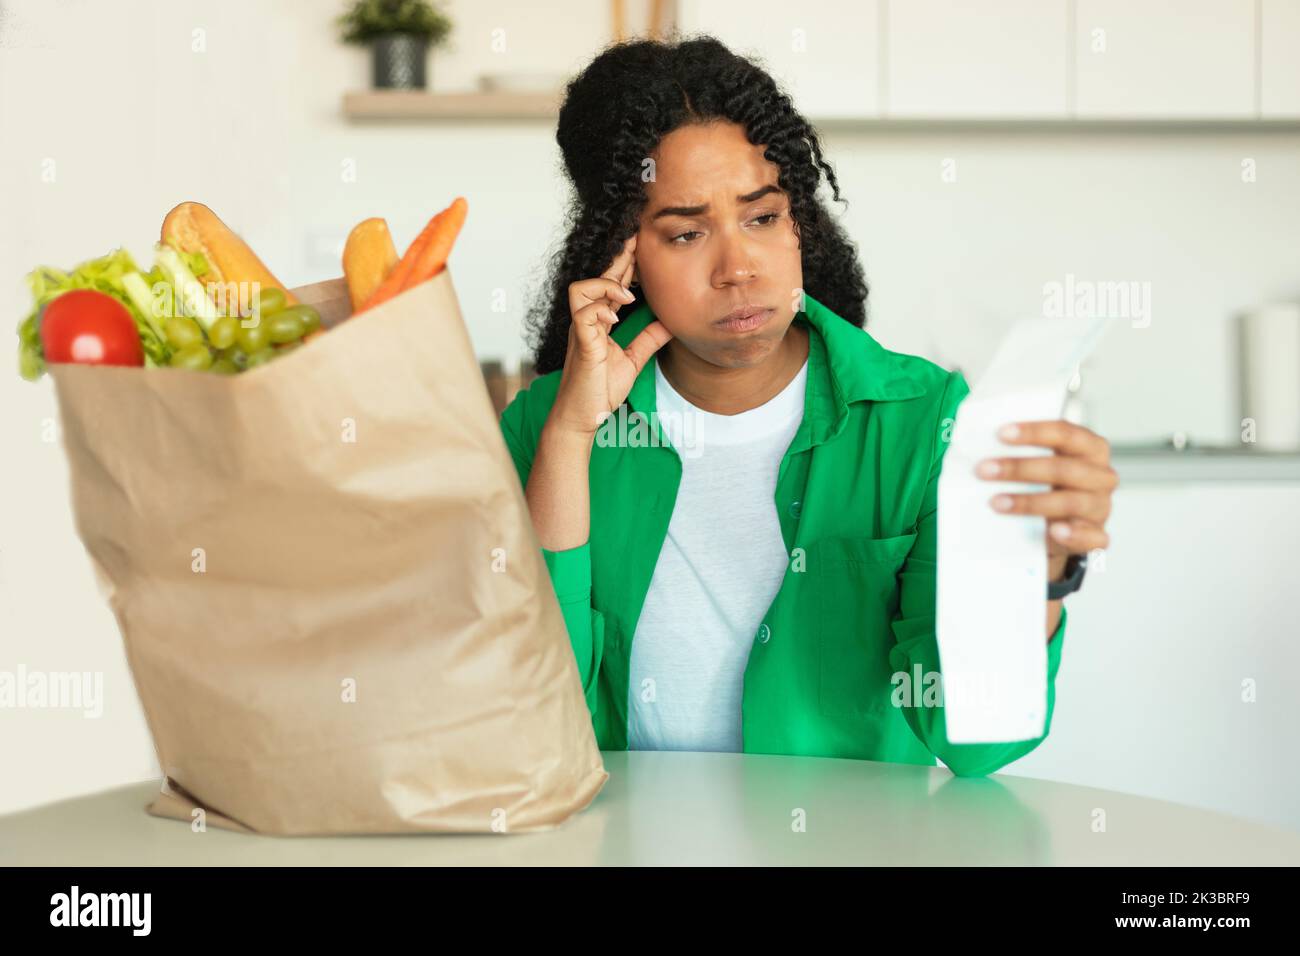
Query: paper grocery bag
xmin=48 ymin=270 xmax=608 ymax=835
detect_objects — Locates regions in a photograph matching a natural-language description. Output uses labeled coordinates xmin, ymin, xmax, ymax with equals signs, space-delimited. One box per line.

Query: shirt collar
xmin=614 ymin=292 xmax=927 ymax=431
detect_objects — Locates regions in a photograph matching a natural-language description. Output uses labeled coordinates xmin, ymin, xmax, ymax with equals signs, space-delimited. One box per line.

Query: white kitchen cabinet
xmin=1261 ymin=0 xmax=1300 ymax=117
xmin=675 ymin=0 xmax=881 ymax=118
xmin=1007 ymin=481 xmax=1300 ymax=834
xmin=1074 ymin=0 xmax=1256 ymax=118
xmin=885 ymin=0 xmax=1070 ymax=117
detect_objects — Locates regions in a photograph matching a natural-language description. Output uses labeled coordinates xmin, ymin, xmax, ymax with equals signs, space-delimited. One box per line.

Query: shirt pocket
xmin=811 ymin=532 xmax=918 ymax=719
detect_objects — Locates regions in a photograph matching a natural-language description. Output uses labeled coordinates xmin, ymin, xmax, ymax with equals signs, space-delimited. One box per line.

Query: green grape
xmin=169 ymin=343 xmax=213 ymax=370
xmin=236 ymin=320 xmax=270 ymax=353
xmin=283 ymin=304 xmax=322 ymax=333
xmin=244 ymin=348 xmax=275 ymax=369
xmin=265 ymin=312 xmax=307 ymax=344
xmin=211 ymin=357 xmax=239 ymax=375
xmin=219 ymin=347 xmax=248 ymax=369
xmin=255 ymin=287 xmax=287 ymax=318
xmin=165 ymin=316 xmax=203 ymax=350
xmin=208 ymin=315 xmax=240 ymax=350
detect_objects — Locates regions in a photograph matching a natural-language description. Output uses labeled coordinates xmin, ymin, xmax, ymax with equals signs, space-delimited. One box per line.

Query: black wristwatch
xmin=1047 ymin=553 xmax=1087 ymax=600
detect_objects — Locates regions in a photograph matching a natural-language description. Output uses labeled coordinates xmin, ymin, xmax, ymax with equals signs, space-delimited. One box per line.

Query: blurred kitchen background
xmin=2 ymin=0 xmax=1299 ymax=832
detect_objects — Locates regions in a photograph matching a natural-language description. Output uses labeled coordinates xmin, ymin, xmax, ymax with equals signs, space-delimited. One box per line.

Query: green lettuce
xmin=16 ymin=247 xmax=211 ymax=380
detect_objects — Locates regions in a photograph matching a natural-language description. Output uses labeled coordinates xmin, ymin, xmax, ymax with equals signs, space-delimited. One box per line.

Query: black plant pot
xmin=372 ymin=33 xmax=428 ymax=90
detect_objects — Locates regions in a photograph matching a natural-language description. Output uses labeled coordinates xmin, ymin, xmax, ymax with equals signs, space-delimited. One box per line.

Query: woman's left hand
xmin=975 ymin=420 xmax=1118 ymax=579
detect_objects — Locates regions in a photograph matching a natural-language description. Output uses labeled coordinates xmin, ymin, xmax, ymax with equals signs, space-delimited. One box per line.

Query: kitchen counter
xmin=1112 ymin=448 xmax=1300 ymax=482
xmin=2 ymin=751 xmax=1297 ymax=865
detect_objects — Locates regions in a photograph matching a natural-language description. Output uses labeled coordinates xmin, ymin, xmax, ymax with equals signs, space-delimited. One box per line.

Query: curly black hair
xmin=524 ymin=33 xmax=870 ymax=375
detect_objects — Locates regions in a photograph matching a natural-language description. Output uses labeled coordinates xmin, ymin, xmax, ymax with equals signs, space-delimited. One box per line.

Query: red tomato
xmin=40 ymin=289 xmax=143 ymax=368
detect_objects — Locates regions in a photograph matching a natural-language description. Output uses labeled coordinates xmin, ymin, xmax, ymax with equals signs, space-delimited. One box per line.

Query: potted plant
xmin=338 ymin=0 xmax=452 ymax=91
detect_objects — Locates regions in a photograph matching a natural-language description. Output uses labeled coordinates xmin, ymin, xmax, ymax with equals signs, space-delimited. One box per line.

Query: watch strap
xmin=1047 ymin=552 xmax=1088 ymax=600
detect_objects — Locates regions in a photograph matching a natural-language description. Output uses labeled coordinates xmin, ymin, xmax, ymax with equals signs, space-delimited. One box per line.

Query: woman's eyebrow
xmin=649 ymin=184 xmax=783 ymax=221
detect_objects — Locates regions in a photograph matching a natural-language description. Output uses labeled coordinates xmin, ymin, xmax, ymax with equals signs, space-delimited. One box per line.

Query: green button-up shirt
xmin=500 ymin=293 xmax=1067 ymax=777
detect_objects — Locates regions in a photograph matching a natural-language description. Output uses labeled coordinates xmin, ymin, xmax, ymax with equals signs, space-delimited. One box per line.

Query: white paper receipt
xmin=936 ymin=316 xmax=1114 ymax=744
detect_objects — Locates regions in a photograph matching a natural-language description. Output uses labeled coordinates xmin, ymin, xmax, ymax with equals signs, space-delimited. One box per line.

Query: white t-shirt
xmin=626 ymin=355 xmax=809 ymax=752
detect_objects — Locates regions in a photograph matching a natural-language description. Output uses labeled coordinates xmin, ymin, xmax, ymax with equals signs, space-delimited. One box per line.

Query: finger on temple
xmin=602 ymin=235 xmax=636 ymax=280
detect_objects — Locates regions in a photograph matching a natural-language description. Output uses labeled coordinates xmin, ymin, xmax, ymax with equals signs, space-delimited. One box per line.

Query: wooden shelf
xmin=343 ymin=90 xmax=563 ymax=121
xmin=809 ymin=117 xmax=1300 ymax=133
xmin=343 ymin=93 xmax=1300 ymax=130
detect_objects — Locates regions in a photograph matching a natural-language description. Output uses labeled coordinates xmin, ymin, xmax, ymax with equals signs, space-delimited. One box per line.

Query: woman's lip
xmin=715 ymin=308 xmax=774 ymax=333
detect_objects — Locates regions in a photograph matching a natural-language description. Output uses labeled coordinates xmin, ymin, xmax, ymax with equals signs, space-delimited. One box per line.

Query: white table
xmin=3 ymin=751 xmax=1297 ymax=865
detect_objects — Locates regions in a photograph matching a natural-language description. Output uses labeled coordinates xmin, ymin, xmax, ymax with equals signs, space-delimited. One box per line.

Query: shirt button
xmin=756 ymin=623 xmax=771 ymax=645
xmin=788 ymin=500 xmax=802 ymax=518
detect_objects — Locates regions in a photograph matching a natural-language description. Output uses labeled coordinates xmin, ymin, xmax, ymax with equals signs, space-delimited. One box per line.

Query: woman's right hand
xmin=547 ymin=234 xmax=673 ymax=439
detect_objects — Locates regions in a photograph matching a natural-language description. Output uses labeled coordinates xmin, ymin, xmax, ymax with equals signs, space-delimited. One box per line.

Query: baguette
xmin=160 ymin=201 xmax=297 ymax=317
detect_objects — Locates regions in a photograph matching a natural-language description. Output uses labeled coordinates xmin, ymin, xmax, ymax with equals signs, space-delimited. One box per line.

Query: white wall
xmin=2 ymin=0 xmax=1299 ymax=827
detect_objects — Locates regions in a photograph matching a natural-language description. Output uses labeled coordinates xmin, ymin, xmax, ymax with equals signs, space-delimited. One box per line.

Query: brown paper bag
xmin=49 ymin=270 xmax=607 ymax=835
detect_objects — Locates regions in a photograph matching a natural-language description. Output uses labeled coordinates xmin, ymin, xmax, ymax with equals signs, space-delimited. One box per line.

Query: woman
xmin=500 ymin=36 xmax=1116 ymax=777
